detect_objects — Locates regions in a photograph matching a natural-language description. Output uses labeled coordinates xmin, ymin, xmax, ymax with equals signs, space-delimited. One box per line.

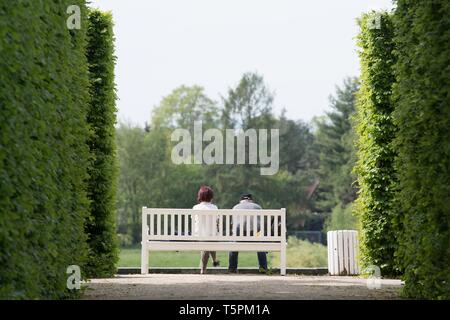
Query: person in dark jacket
xmin=228 ymin=193 xmax=268 ymax=274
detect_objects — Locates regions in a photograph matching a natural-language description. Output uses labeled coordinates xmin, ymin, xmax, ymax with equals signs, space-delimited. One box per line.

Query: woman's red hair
xmin=197 ymin=186 xmax=214 ymax=203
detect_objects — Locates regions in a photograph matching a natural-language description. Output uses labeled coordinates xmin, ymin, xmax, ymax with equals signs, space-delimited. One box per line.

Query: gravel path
xmin=83 ymin=274 xmax=404 ymax=300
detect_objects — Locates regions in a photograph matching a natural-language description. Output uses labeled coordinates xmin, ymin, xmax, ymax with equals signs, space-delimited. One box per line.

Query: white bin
xmin=327 ymin=230 xmax=359 ymax=275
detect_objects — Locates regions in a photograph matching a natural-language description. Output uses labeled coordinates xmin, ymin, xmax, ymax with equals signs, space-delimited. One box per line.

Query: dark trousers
xmin=228 ymin=251 xmax=267 ymax=270
xmin=200 ymin=251 xmax=217 ymax=273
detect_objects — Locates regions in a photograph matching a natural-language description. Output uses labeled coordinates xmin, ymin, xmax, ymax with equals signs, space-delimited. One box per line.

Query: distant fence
xmin=288 ymin=231 xmax=325 ymax=244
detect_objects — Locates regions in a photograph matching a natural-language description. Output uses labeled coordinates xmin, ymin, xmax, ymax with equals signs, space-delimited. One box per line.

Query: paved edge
xmin=117 ymin=267 xmax=329 ymax=275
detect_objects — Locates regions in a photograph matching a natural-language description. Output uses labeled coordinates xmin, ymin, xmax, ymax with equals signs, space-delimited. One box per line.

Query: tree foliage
xmin=314 ymin=77 xmax=359 ymax=214
xmin=116 ymin=73 xmax=320 ymax=242
xmin=392 ymin=0 xmax=450 ymax=299
xmin=221 ymin=72 xmax=275 ymax=129
xmin=0 ymin=0 xmax=90 ymax=299
xmin=354 ymin=12 xmax=399 ymax=277
xmin=84 ymin=9 xmax=119 ymax=278
xmin=151 ymin=85 xmax=219 ymax=131
xmin=324 ymin=203 xmax=358 ymax=232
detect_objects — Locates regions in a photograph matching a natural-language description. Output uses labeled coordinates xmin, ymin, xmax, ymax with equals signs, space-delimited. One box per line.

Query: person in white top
xmin=192 ymin=186 xmax=220 ymax=274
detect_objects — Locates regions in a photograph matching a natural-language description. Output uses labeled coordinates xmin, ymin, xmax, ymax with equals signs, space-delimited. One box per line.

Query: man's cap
xmin=240 ymin=193 xmax=253 ymax=200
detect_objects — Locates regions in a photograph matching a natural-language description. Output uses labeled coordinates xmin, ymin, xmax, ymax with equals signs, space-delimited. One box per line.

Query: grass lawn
xmin=119 ymin=247 xmax=275 ymax=268
xmin=119 ymin=239 xmax=328 ymax=268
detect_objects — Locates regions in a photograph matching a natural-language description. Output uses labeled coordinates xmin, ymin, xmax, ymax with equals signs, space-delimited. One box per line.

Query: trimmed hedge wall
xmin=0 ymin=1 xmax=90 ymax=299
xmin=393 ymin=0 xmax=450 ymax=299
xmin=84 ymin=9 xmax=119 ymax=277
xmin=354 ymin=12 xmax=399 ymax=276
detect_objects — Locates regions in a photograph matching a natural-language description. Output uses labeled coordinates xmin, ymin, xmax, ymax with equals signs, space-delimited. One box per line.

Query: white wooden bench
xmin=141 ymin=208 xmax=287 ymax=275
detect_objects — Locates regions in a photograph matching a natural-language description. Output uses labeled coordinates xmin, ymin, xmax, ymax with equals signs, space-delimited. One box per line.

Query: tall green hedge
xmin=354 ymin=12 xmax=399 ymax=276
xmin=84 ymin=10 xmax=119 ymax=277
xmin=393 ymin=0 xmax=450 ymax=299
xmin=0 ymin=0 xmax=90 ymax=299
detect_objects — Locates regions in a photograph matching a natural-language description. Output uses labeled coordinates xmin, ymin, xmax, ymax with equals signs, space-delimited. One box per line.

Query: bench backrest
xmin=142 ymin=208 xmax=286 ymax=242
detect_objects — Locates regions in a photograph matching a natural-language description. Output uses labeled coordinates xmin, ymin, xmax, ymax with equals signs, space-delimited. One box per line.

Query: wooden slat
xmin=349 ymin=231 xmax=355 ymax=274
xmin=274 ymin=215 xmax=278 ymax=237
xmin=146 ymin=208 xmax=283 ymax=215
xmin=327 ymin=232 xmax=333 ymax=274
xmin=253 ymin=215 xmax=258 ymax=238
xmin=337 ymin=231 xmax=344 ymax=275
xmin=266 ymin=215 xmax=271 ymax=237
xmin=343 ymin=231 xmax=348 ymax=275
xmin=201 ymin=214 xmax=205 ymax=237
xmin=195 ymin=214 xmax=200 ymax=237
xmin=141 ymin=208 xmax=148 ymax=275
xmin=280 ymin=208 xmax=287 ymax=276
xmin=157 ymin=214 xmax=161 ymax=236
xmin=239 ymin=215 xmax=244 ymax=237
xmin=148 ymin=241 xmax=282 ymax=252
xmin=171 ymin=214 xmax=175 ymax=236
xmin=354 ymin=231 xmax=360 ymax=274
xmin=146 ymin=235 xmax=282 ymax=241
xmin=149 ymin=213 xmax=154 ymax=236
xmin=246 ymin=215 xmax=250 ymax=237
xmin=177 ymin=213 xmax=181 ymax=237
xmin=333 ymin=231 xmax=338 ymax=275
xmin=164 ymin=214 xmax=168 ymax=236
xmin=226 ymin=215 xmax=230 ymax=236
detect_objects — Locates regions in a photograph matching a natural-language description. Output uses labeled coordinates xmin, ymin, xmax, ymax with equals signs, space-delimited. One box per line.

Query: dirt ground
xmin=82 ymin=274 xmax=404 ymax=300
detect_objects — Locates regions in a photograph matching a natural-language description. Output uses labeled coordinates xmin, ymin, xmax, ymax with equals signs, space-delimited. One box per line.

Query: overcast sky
xmin=89 ymin=0 xmax=393 ymax=126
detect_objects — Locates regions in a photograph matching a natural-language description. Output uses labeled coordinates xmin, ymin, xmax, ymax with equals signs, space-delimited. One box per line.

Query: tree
xmin=116 ymin=123 xmax=170 ymax=243
xmin=221 ymin=72 xmax=275 ymax=130
xmin=208 ymin=73 xmax=277 ymax=206
xmin=151 ymin=85 xmax=219 ymax=131
xmin=313 ymin=77 xmax=359 ymax=214
xmin=278 ymin=110 xmax=317 ymax=175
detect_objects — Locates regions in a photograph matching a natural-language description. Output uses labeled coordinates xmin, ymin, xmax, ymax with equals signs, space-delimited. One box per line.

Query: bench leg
xmin=280 ymin=243 xmax=287 ymax=276
xmin=141 ymin=243 xmax=149 ymax=275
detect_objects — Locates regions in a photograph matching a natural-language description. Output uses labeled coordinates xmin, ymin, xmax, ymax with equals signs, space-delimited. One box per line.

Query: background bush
xmin=392 ymin=0 xmax=450 ymax=299
xmin=354 ymin=12 xmax=399 ymax=277
xmin=324 ymin=203 xmax=358 ymax=232
xmin=271 ymin=238 xmax=328 ymax=268
xmin=0 ymin=0 xmax=90 ymax=299
xmin=84 ymin=9 xmax=119 ymax=278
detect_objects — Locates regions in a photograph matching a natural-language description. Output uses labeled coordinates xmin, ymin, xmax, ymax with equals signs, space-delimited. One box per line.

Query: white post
xmin=141 ymin=207 xmax=149 ymax=275
xmin=280 ymin=208 xmax=287 ymax=276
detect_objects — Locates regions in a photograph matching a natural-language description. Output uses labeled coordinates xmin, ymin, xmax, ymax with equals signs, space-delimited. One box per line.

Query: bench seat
xmin=147 ymin=241 xmax=282 ymax=251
